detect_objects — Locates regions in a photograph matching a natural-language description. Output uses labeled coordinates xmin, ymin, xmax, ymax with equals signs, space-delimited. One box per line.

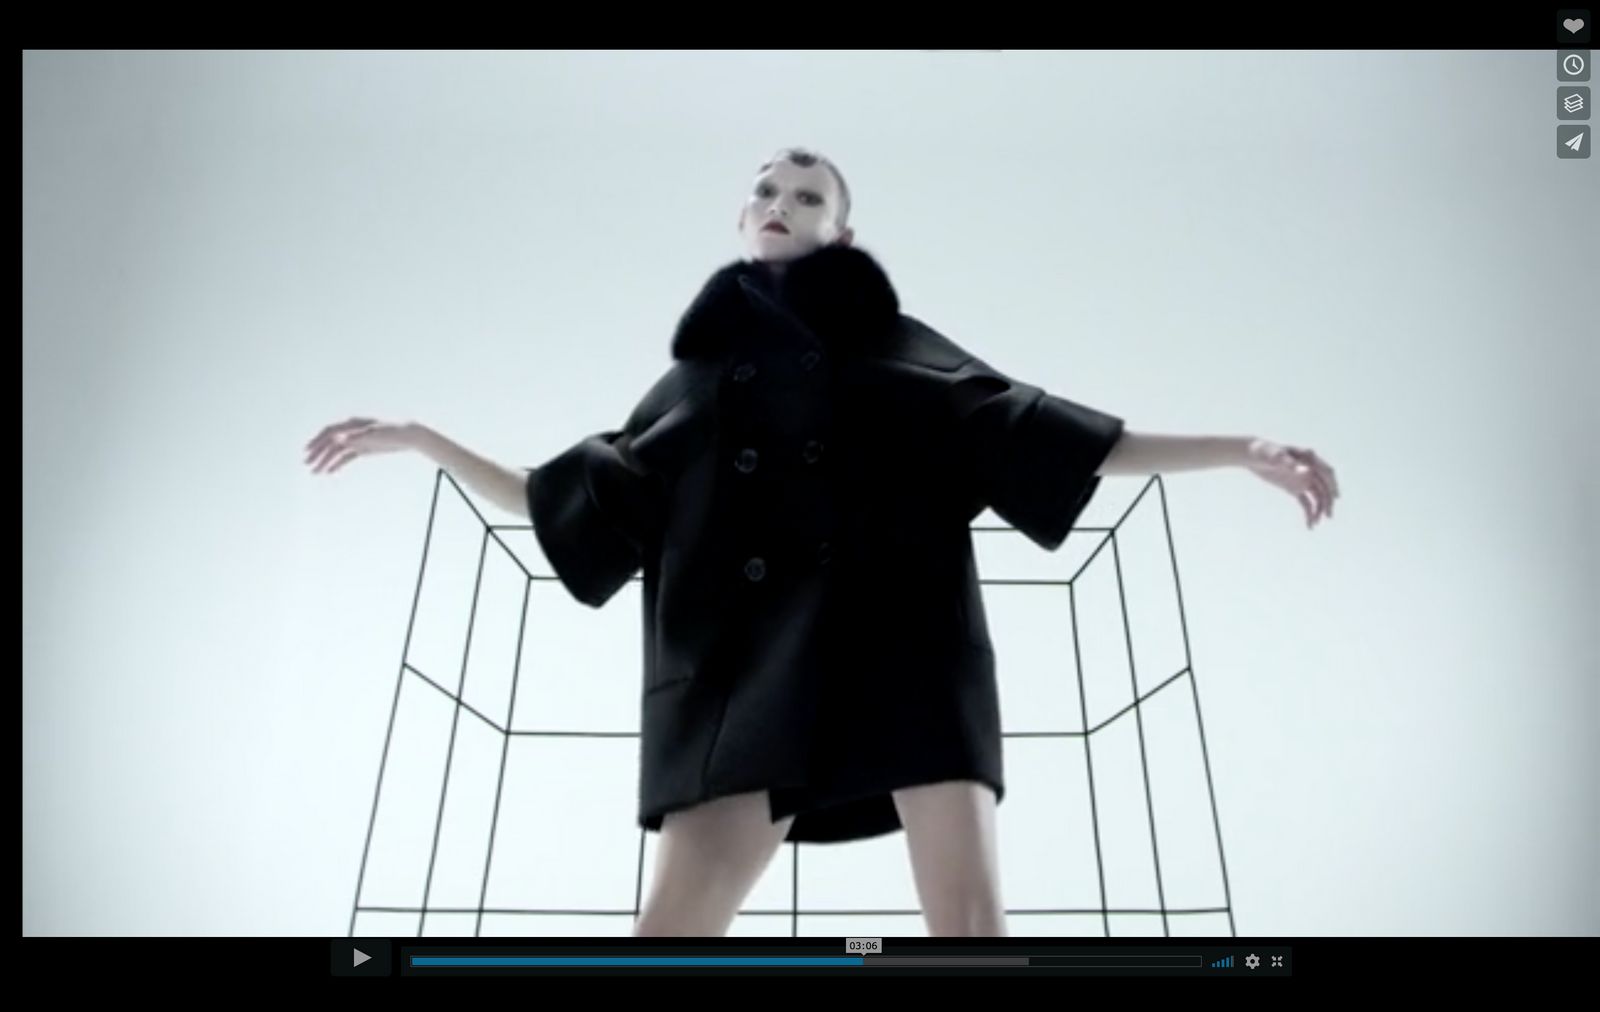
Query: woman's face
xmin=738 ymin=160 xmax=852 ymax=263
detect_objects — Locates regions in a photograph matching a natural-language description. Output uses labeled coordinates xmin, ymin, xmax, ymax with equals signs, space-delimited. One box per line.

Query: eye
xmin=799 ymin=192 xmax=821 ymax=206
xmin=755 ymin=183 xmax=775 ymax=198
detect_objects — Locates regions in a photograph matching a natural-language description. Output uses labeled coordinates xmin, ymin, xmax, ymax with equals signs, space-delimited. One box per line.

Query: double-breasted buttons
xmin=732 ymin=345 xmax=826 ymax=585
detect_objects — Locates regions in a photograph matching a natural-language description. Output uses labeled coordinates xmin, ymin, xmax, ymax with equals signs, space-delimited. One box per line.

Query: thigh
xmin=892 ymin=780 xmax=1006 ymax=934
xmin=639 ymin=790 xmax=795 ymax=934
xmin=893 ymin=780 xmax=1001 ymax=876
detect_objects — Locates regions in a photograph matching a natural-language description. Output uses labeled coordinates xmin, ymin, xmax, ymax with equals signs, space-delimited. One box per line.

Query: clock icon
xmin=1560 ymin=50 xmax=1591 ymax=80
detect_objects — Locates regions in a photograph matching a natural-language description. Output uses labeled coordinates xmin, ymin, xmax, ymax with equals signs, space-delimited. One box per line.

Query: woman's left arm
xmin=1098 ymin=431 xmax=1340 ymax=529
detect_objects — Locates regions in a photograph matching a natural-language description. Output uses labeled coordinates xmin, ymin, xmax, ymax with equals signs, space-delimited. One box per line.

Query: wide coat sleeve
xmin=524 ymin=366 xmax=691 ymax=608
xmin=947 ymin=355 xmax=1127 ymax=551
xmin=525 ymin=429 xmax=663 ymax=608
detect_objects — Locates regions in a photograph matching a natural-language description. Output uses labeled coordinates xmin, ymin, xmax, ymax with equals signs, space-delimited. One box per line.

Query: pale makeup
xmin=738 ymin=159 xmax=854 ymax=264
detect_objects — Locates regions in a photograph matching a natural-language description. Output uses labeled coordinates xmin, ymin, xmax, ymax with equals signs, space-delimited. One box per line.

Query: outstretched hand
xmin=304 ymin=417 xmax=419 ymax=475
xmin=1245 ymin=438 xmax=1340 ymax=530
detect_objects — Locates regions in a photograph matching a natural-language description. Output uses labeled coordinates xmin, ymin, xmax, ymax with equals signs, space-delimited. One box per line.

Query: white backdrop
xmin=22 ymin=49 xmax=1598 ymax=937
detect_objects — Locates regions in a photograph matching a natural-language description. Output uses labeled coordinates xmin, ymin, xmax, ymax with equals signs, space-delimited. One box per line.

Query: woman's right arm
xmin=409 ymin=423 xmax=531 ymax=519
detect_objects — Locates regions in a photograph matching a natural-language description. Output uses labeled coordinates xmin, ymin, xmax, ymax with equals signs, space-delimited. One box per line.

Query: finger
xmin=1307 ymin=450 xmax=1339 ymax=499
xmin=306 ymin=417 xmax=376 ymax=455
xmin=306 ymin=419 xmax=353 ymax=453
xmin=312 ymin=436 xmax=359 ymax=473
xmin=311 ymin=424 xmax=378 ymax=469
xmin=326 ymin=449 xmax=359 ymax=475
xmin=1290 ymin=453 xmax=1331 ymax=520
xmin=311 ymin=447 xmax=334 ymax=474
xmin=1293 ymin=461 xmax=1323 ymax=511
xmin=1309 ymin=468 xmax=1333 ymax=520
xmin=331 ymin=432 xmax=371 ymax=470
xmin=1299 ymin=487 xmax=1315 ymax=528
xmin=310 ymin=437 xmax=350 ymax=473
xmin=1306 ymin=454 xmax=1335 ymax=501
xmin=306 ymin=425 xmax=343 ymax=457
xmin=305 ymin=419 xmax=353 ymax=452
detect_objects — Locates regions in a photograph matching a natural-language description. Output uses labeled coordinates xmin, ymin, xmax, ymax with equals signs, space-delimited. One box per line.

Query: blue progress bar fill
xmin=413 ymin=957 xmax=866 ymax=967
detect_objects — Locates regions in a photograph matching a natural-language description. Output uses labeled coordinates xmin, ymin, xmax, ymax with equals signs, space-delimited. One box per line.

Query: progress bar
xmin=410 ymin=955 xmax=1200 ymax=968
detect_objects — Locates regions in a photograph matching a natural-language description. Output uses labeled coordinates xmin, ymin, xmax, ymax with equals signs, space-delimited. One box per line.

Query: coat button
xmin=815 ymin=541 xmax=833 ymax=566
xmin=733 ymin=363 xmax=757 ymax=382
xmin=800 ymin=349 xmax=821 ymax=371
xmin=744 ymin=557 xmax=767 ymax=582
xmin=802 ymin=439 xmax=823 ymax=464
xmin=735 ymin=448 xmax=759 ymax=473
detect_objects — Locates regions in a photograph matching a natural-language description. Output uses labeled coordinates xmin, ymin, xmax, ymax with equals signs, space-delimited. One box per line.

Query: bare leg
xmin=633 ymin=790 xmax=796 ymax=937
xmin=892 ymin=780 xmax=1007 ymax=937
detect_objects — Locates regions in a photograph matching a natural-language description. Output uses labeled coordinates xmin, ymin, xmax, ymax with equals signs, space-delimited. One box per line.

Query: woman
xmin=305 ymin=147 xmax=1340 ymax=937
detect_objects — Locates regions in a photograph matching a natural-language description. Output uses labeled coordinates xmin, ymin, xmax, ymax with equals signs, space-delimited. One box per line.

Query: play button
xmin=331 ymin=939 xmax=391 ymax=976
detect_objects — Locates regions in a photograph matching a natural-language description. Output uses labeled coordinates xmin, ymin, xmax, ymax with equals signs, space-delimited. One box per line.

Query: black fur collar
xmin=670 ymin=244 xmax=901 ymax=361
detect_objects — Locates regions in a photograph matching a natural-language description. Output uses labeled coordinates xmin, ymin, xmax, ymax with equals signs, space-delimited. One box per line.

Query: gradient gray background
xmin=22 ymin=50 xmax=1598 ymax=936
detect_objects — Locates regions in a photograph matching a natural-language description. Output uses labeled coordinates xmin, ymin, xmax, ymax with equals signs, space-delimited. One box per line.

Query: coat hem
xmin=638 ymin=768 xmax=1005 ymax=845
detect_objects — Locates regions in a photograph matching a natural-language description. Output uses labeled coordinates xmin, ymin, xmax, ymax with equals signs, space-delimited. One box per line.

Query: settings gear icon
xmin=1246 ymin=953 xmax=1261 ymax=969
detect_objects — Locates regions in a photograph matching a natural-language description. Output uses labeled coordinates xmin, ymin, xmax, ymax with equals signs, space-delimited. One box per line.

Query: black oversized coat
xmin=526 ymin=244 xmax=1126 ymax=844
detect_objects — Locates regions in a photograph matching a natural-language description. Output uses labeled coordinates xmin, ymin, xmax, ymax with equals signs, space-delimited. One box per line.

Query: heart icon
xmin=1565 ymin=17 xmax=1585 ymax=33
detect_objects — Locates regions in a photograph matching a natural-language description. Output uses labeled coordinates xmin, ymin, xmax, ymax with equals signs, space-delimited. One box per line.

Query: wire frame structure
xmin=347 ymin=470 xmax=1236 ymax=938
